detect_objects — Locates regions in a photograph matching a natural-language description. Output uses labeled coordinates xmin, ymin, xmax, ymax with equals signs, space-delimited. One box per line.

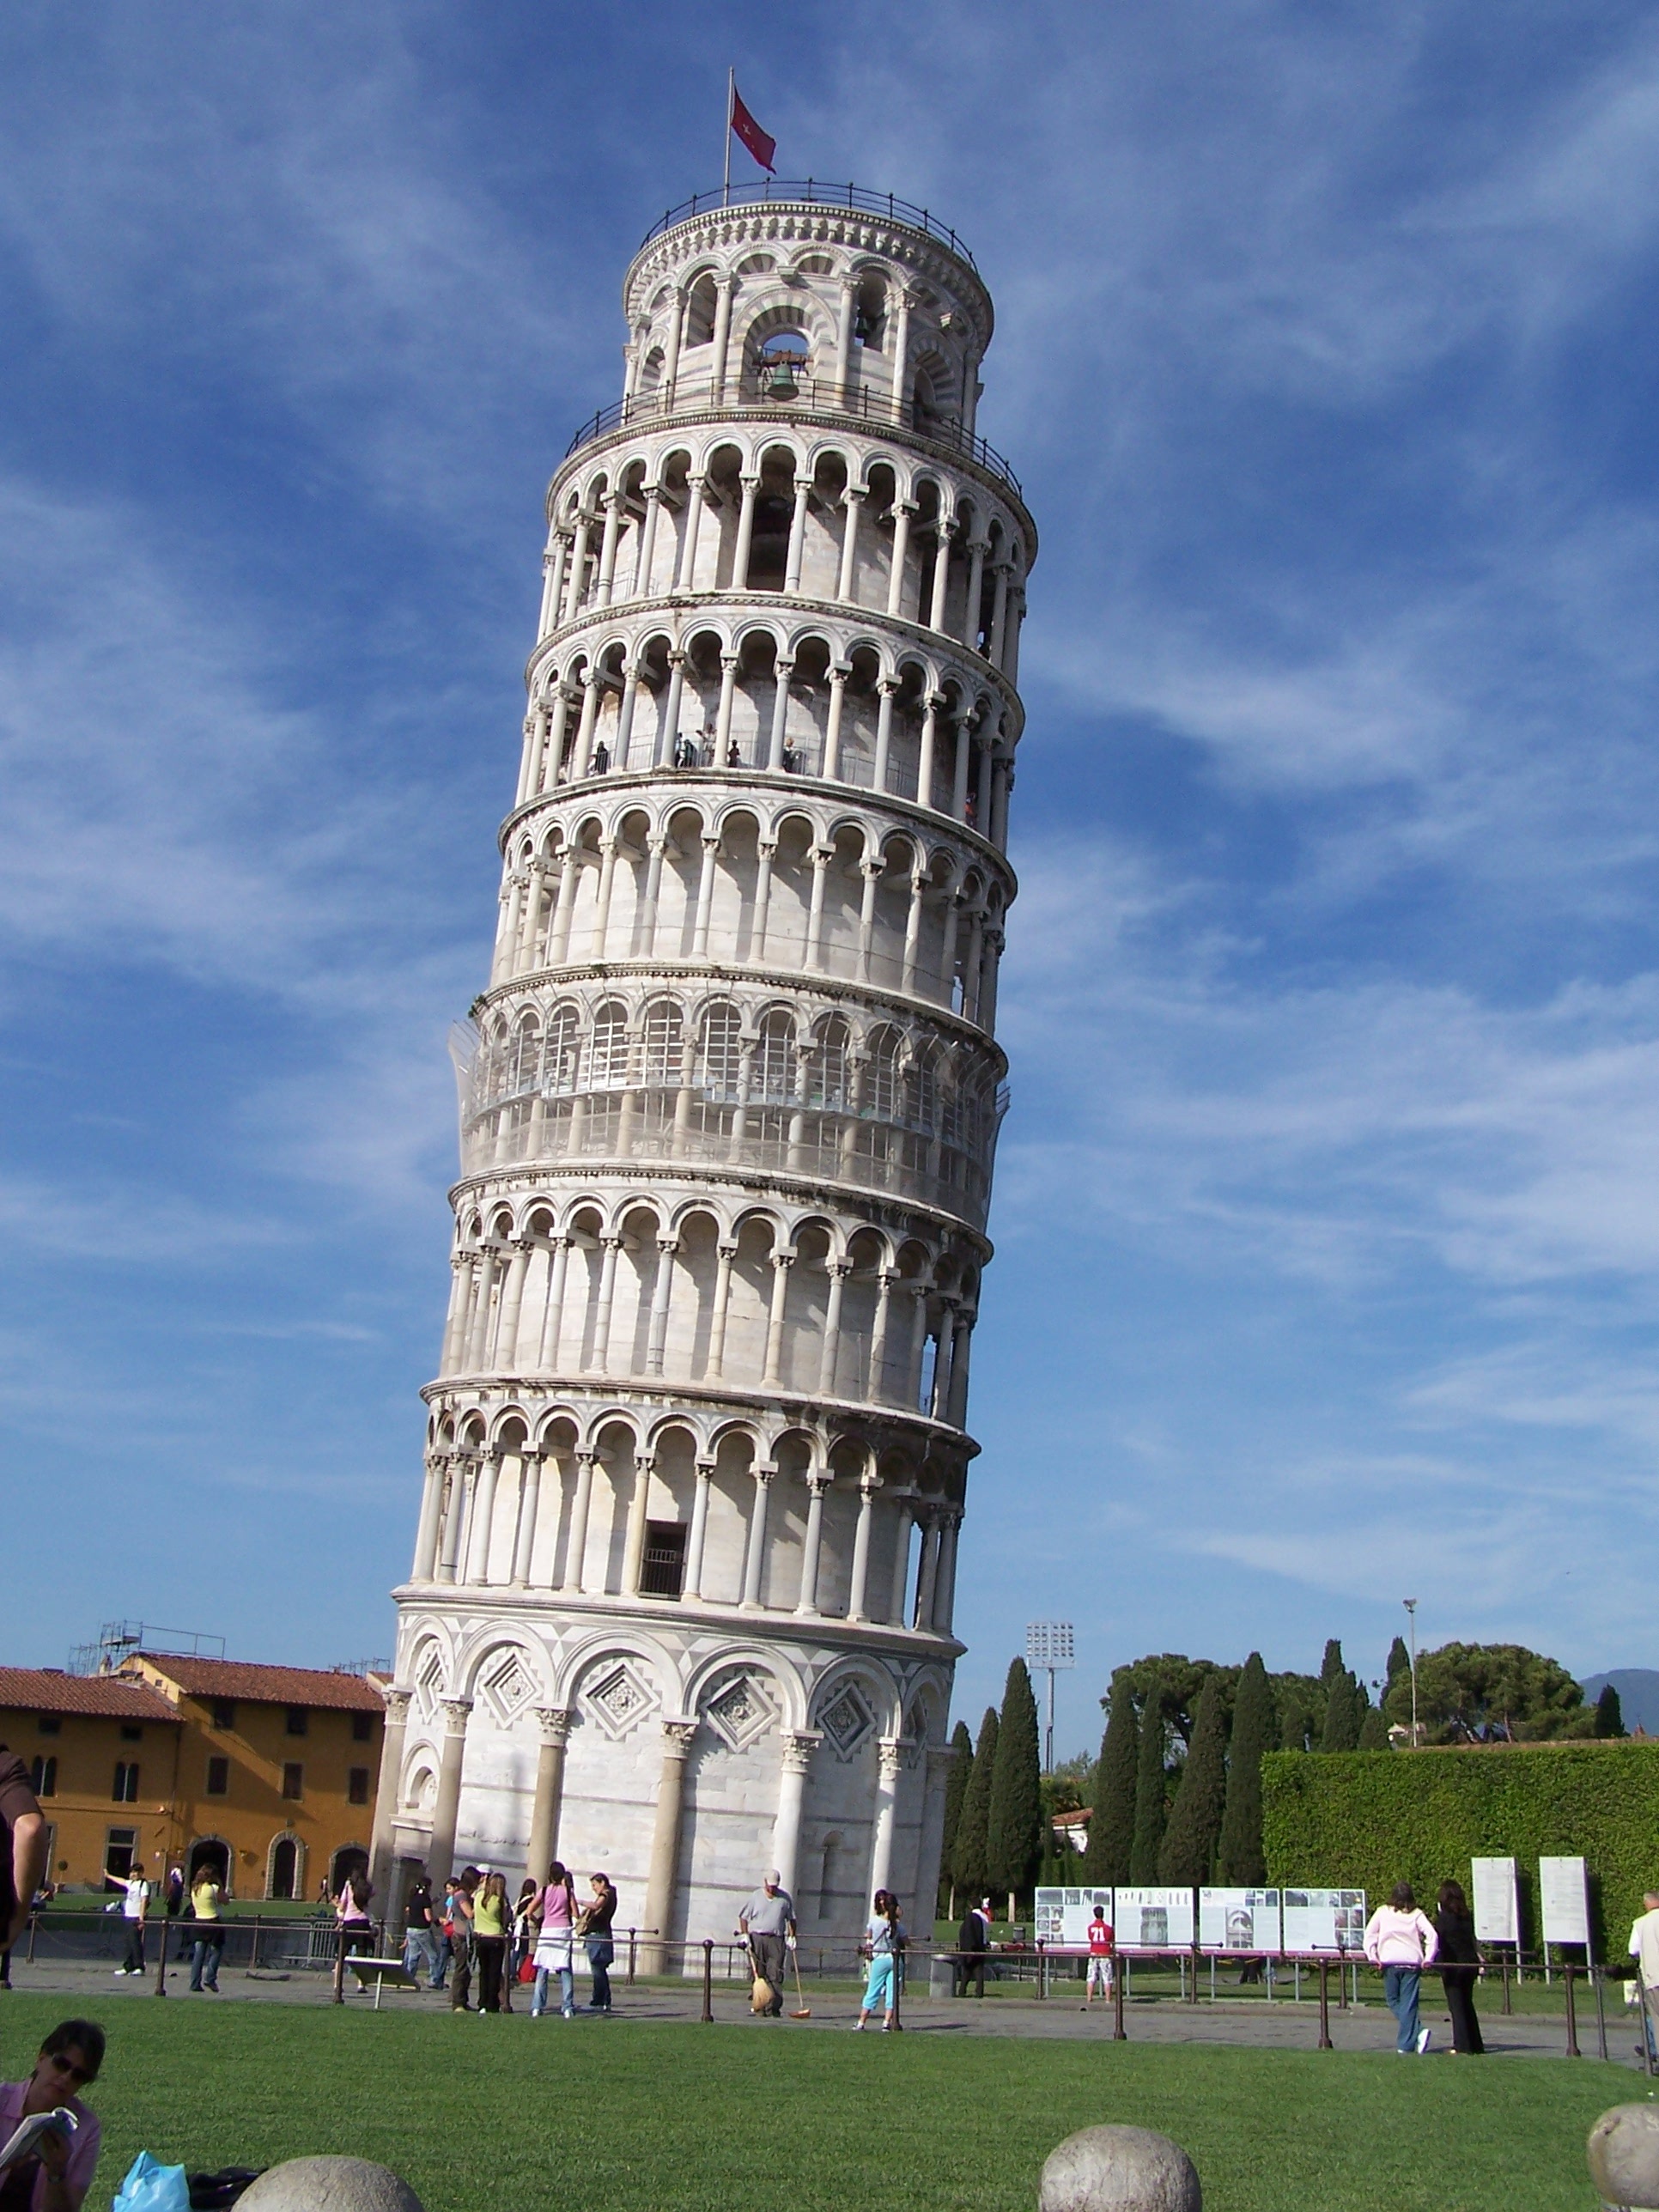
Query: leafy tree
xmin=1381 ymin=1642 xmax=1590 ymax=1744
xmin=987 ymin=1658 xmax=1044 ymax=1917
xmin=1595 ymin=1684 xmax=1627 ymax=1740
xmin=1045 ymin=1750 xmax=1096 ymax=1813
xmin=1159 ymin=1673 xmax=1230 ymax=1883
xmin=951 ymin=1707 xmax=998 ymax=1899
xmin=1356 ymin=1703 xmax=1392 ymax=1751
xmin=1083 ymin=1688 xmax=1138 ymax=1883
xmin=939 ymin=1719 xmax=975 ymax=1909
xmin=1130 ymin=1684 xmax=1170 ymax=1881
xmin=1217 ymin=1652 xmax=1271 ymax=1882
xmin=1273 ymin=1670 xmax=1326 ymax=1753
xmin=1106 ymin=1655 xmax=1222 ymax=1754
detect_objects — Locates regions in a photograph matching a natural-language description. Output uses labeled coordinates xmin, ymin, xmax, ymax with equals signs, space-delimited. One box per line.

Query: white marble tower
xmin=371 ymin=182 xmax=1034 ymax=1956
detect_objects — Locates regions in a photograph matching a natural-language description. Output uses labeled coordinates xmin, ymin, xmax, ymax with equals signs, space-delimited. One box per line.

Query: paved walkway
xmin=2 ymin=1960 xmax=1635 ymax=2065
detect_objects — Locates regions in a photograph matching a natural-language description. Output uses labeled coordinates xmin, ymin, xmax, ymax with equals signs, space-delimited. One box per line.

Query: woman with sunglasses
xmin=0 ymin=2019 xmax=104 ymax=2211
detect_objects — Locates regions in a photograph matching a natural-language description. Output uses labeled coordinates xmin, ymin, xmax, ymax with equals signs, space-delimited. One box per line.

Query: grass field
xmin=0 ymin=1993 xmax=1635 ymax=2212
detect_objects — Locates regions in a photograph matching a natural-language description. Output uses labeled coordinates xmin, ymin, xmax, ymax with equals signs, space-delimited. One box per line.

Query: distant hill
xmin=1582 ymin=1670 xmax=1659 ymax=1735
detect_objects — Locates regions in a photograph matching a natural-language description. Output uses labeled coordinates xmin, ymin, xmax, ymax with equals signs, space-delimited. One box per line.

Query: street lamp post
xmin=1024 ymin=1622 xmax=1075 ymax=1776
xmin=1403 ymin=1600 xmax=1419 ymax=1747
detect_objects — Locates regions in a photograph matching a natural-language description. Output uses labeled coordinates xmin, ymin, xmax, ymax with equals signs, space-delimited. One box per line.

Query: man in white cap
xmin=738 ymin=1870 xmax=796 ymax=2018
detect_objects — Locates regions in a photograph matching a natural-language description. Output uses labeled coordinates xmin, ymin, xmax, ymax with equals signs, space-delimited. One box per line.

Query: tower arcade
xmin=372 ymin=182 xmax=1035 ymax=1951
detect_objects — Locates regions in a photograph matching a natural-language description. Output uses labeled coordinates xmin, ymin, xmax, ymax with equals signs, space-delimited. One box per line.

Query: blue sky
xmin=5 ymin=0 xmax=1659 ymax=1760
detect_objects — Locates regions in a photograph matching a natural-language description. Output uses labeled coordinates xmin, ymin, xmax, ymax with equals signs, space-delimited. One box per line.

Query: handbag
xmin=518 ymin=1955 xmax=537 ymax=1983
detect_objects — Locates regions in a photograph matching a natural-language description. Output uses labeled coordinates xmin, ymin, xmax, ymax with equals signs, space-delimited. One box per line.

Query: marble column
xmin=367 ymin=1687 xmax=411 ymax=1912
xmin=772 ymin=1730 xmax=822 ymax=1899
xmin=868 ymin=1738 xmax=905 ymax=1899
xmin=640 ymin=1719 xmax=699 ymax=1971
xmin=684 ymin=1458 xmax=715 ymax=1598
xmin=740 ymin=1465 xmax=775 ymax=1608
xmin=426 ymin=1698 xmax=473 ymax=1883
xmin=523 ymin=1707 xmax=574 ymax=1884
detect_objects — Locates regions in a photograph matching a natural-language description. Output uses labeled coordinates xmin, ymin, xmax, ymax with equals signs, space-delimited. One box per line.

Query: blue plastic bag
xmin=112 ymin=2151 xmax=191 ymax=2210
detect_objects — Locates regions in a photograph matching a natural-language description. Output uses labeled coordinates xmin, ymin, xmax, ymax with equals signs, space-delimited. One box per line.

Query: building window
xmin=285 ymin=1707 xmax=308 ymax=1737
xmin=348 ymin=1767 xmax=369 ymax=1806
xmin=119 ymin=1723 xmax=143 ymax=1742
xmin=211 ymin=1700 xmax=235 ymax=1730
xmin=36 ymin=1715 xmax=61 ymax=1737
xmin=350 ymin=1712 xmax=372 ymax=1743
xmin=640 ymin=1521 xmax=688 ymax=1599
xmin=205 ymin=1756 xmax=229 ymax=1797
xmin=112 ymin=1762 xmax=140 ymax=1803
xmin=28 ymin=1756 xmax=57 ymax=1798
xmin=105 ymin=1828 xmax=137 ymax=1878
xmin=282 ymin=1763 xmax=303 ymax=1801
xmin=270 ymin=1836 xmax=299 ymax=1900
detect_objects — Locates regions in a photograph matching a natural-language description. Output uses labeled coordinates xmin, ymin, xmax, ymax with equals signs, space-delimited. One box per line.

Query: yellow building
xmin=0 ymin=1656 xmax=386 ymax=1900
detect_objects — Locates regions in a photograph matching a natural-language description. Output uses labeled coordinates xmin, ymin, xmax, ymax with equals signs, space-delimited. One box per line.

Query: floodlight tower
xmin=1025 ymin=1620 xmax=1074 ymax=1775
xmin=371 ymin=180 xmax=1035 ymax=1955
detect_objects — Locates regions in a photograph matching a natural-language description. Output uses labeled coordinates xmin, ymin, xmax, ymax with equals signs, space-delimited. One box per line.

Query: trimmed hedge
xmin=1262 ymin=1740 xmax=1659 ymax=1956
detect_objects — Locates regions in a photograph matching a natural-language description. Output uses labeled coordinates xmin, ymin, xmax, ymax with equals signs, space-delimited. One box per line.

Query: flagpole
xmin=723 ymin=68 xmax=732 ymax=204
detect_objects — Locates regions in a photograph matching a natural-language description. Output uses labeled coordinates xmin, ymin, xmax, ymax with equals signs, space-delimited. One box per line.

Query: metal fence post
xmin=332 ymin=1920 xmax=347 ymax=2006
xmin=1563 ymin=1963 xmax=1580 ymax=2057
xmin=1112 ymin=1952 xmax=1127 ymax=2040
xmin=1595 ymin=1965 xmax=1607 ymax=2063
xmin=153 ymin=1913 xmax=168 ymax=1997
xmin=627 ymin=1927 xmax=637 ymax=1985
xmin=701 ymin=1939 xmax=714 ymax=2022
xmin=1317 ymin=1958 xmax=1332 ymax=2050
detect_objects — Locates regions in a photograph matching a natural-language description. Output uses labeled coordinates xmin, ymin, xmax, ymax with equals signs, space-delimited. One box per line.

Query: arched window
xmin=511 ymin=1015 xmax=542 ymax=1094
xmin=544 ymin=1004 xmax=580 ymax=1093
xmin=591 ymin=1001 xmax=629 ymax=1087
xmin=755 ymin=1010 xmax=796 ymax=1103
xmin=812 ymin=1018 xmax=851 ymax=1110
xmin=910 ymin=1043 xmax=939 ymax=1134
xmin=939 ymin=1054 xmax=963 ymax=1149
xmin=697 ymin=1003 xmax=744 ymax=1097
xmin=270 ymin=1836 xmax=298 ymax=1900
xmin=642 ymin=1000 xmax=684 ymax=1086
xmin=866 ymin=1026 xmax=901 ymax=1120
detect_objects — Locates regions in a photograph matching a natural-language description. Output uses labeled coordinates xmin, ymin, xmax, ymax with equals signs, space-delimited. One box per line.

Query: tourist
xmin=738 ymin=1869 xmax=796 ymax=2019
xmin=0 ymin=2018 xmax=105 ymax=2211
xmin=471 ymin=1872 xmax=509 ymax=2013
xmin=1085 ymin=1900 xmax=1115 ymax=2005
xmin=333 ymin=1869 xmax=375 ymax=1959
xmin=955 ymin=1899 xmax=989 ymax=1997
xmin=511 ymin=1878 xmax=540 ymax=1987
xmin=163 ymin=1868 xmax=185 ymax=1920
xmin=726 ymin=738 xmax=742 ymax=768
xmin=187 ymin=1869 xmax=226 ymax=1994
xmin=1363 ymin=1882 xmax=1438 ymax=2053
xmin=1 ymin=1744 xmax=46 ymax=1957
xmin=402 ymin=1877 xmax=441 ymax=1989
xmin=447 ymin=1870 xmax=478 ymax=2013
xmin=530 ymin=1861 xmax=577 ymax=2019
xmin=1628 ymin=1890 xmax=1659 ymax=2062
xmin=109 ymin=1863 xmax=149 ymax=1978
xmin=1434 ymin=1881 xmax=1484 ymax=2055
xmin=854 ymin=1890 xmax=906 ymax=2032
xmin=579 ymin=1872 xmax=617 ymax=2014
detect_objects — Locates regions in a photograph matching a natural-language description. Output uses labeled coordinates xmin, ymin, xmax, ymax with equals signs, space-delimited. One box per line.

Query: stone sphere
xmin=1040 ymin=2125 xmax=1202 ymax=2212
xmin=236 ymin=2158 xmax=424 ymax=2211
xmin=1589 ymin=2106 xmax=1659 ymax=2209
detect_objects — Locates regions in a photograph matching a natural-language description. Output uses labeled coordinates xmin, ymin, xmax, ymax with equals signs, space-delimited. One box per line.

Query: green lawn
xmin=0 ymin=1993 xmax=1636 ymax=2212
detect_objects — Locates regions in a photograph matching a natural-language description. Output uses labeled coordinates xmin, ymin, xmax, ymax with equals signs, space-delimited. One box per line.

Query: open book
xmin=0 ymin=2107 xmax=79 ymax=2172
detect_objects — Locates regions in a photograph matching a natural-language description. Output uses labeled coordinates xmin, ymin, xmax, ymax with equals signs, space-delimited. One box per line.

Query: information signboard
xmin=1033 ymin=1888 xmax=1113 ymax=1948
xmin=1540 ymin=1856 xmax=1590 ymax=1951
xmin=1281 ymin=1888 xmax=1367 ymax=1954
xmin=1198 ymin=1888 xmax=1282 ymax=1954
xmin=1113 ymin=1887 xmax=1196 ymax=1950
xmin=1471 ymin=1857 xmax=1520 ymax=1946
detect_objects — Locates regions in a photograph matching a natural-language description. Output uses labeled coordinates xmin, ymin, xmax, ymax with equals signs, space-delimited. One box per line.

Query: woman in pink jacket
xmin=1364 ymin=1882 xmax=1439 ymax=2053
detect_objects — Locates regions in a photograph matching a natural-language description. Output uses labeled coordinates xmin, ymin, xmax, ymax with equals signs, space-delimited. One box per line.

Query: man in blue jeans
xmin=1364 ymin=1883 xmax=1439 ymax=2053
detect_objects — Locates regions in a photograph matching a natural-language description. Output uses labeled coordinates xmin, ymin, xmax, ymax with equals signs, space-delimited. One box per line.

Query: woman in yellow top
xmin=188 ymin=1871 xmax=225 ymax=1994
xmin=471 ymin=1873 xmax=510 ymax=2013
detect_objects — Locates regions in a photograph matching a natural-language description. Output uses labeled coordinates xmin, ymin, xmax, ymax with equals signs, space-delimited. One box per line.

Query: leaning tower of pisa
xmin=369 ymin=182 xmax=1034 ymax=1954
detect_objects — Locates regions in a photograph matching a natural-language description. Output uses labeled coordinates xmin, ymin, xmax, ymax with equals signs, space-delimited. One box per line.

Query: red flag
xmin=730 ymin=84 xmax=776 ymax=173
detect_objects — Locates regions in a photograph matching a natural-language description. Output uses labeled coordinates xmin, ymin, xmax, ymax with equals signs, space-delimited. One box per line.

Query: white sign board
xmin=1033 ymin=1888 xmax=1114 ymax=1948
xmin=1198 ymin=1888 xmax=1282 ymax=1954
xmin=1281 ymin=1888 xmax=1367 ymax=1954
xmin=1471 ymin=1856 xmax=1519 ymax=1946
xmin=1114 ymin=1887 xmax=1195 ymax=1950
xmin=1540 ymin=1856 xmax=1590 ymax=1950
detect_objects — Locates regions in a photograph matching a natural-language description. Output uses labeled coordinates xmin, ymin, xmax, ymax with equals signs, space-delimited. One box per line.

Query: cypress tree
xmin=1321 ymin=1670 xmax=1361 ymax=1752
xmin=1083 ymin=1689 xmax=1138 ymax=1883
xmin=987 ymin=1658 xmax=1044 ymax=1918
xmin=1357 ymin=1703 xmax=1391 ymax=1751
xmin=1595 ymin=1683 xmax=1627 ymax=1739
xmin=1158 ymin=1673 xmax=1229 ymax=1884
xmin=1129 ymin=1686 xmax=1169 ymax=1882
xmin=951 ymin=1707 xmax=998 ymax=1901
xmin=1216 ymin=1651 xmax=1270 ymax=1882
xmin=939 ymin=1718 xmax=975 ymax=1910
xmin=1386 ymin=1635 xmax=1411 ymax=1688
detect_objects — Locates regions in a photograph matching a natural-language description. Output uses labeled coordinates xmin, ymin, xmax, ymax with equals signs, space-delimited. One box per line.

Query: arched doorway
xmin=330 ymin=1844 xmax=368 ymax=1895
xmin=268 ymin=1835 xmax=300 ymax=1900
xmin=188 ymin=1837 xmax=230 ymax=1889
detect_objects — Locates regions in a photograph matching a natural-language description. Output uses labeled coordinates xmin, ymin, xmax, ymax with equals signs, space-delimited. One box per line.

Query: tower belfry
xmin=373 ymin=181 xmax=1035 ymax=1949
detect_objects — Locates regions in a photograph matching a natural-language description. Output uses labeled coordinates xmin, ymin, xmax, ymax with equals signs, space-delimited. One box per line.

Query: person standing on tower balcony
xmin=739 ymin=1869 xmax=796 ymax=2018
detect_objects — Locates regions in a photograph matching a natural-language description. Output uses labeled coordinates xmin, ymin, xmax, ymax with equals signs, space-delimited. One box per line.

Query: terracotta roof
xmin=0 ymin=1669 xmax=180 ymax=1723
xmin=128 ymin=1656 xmax=386 ymax=1713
